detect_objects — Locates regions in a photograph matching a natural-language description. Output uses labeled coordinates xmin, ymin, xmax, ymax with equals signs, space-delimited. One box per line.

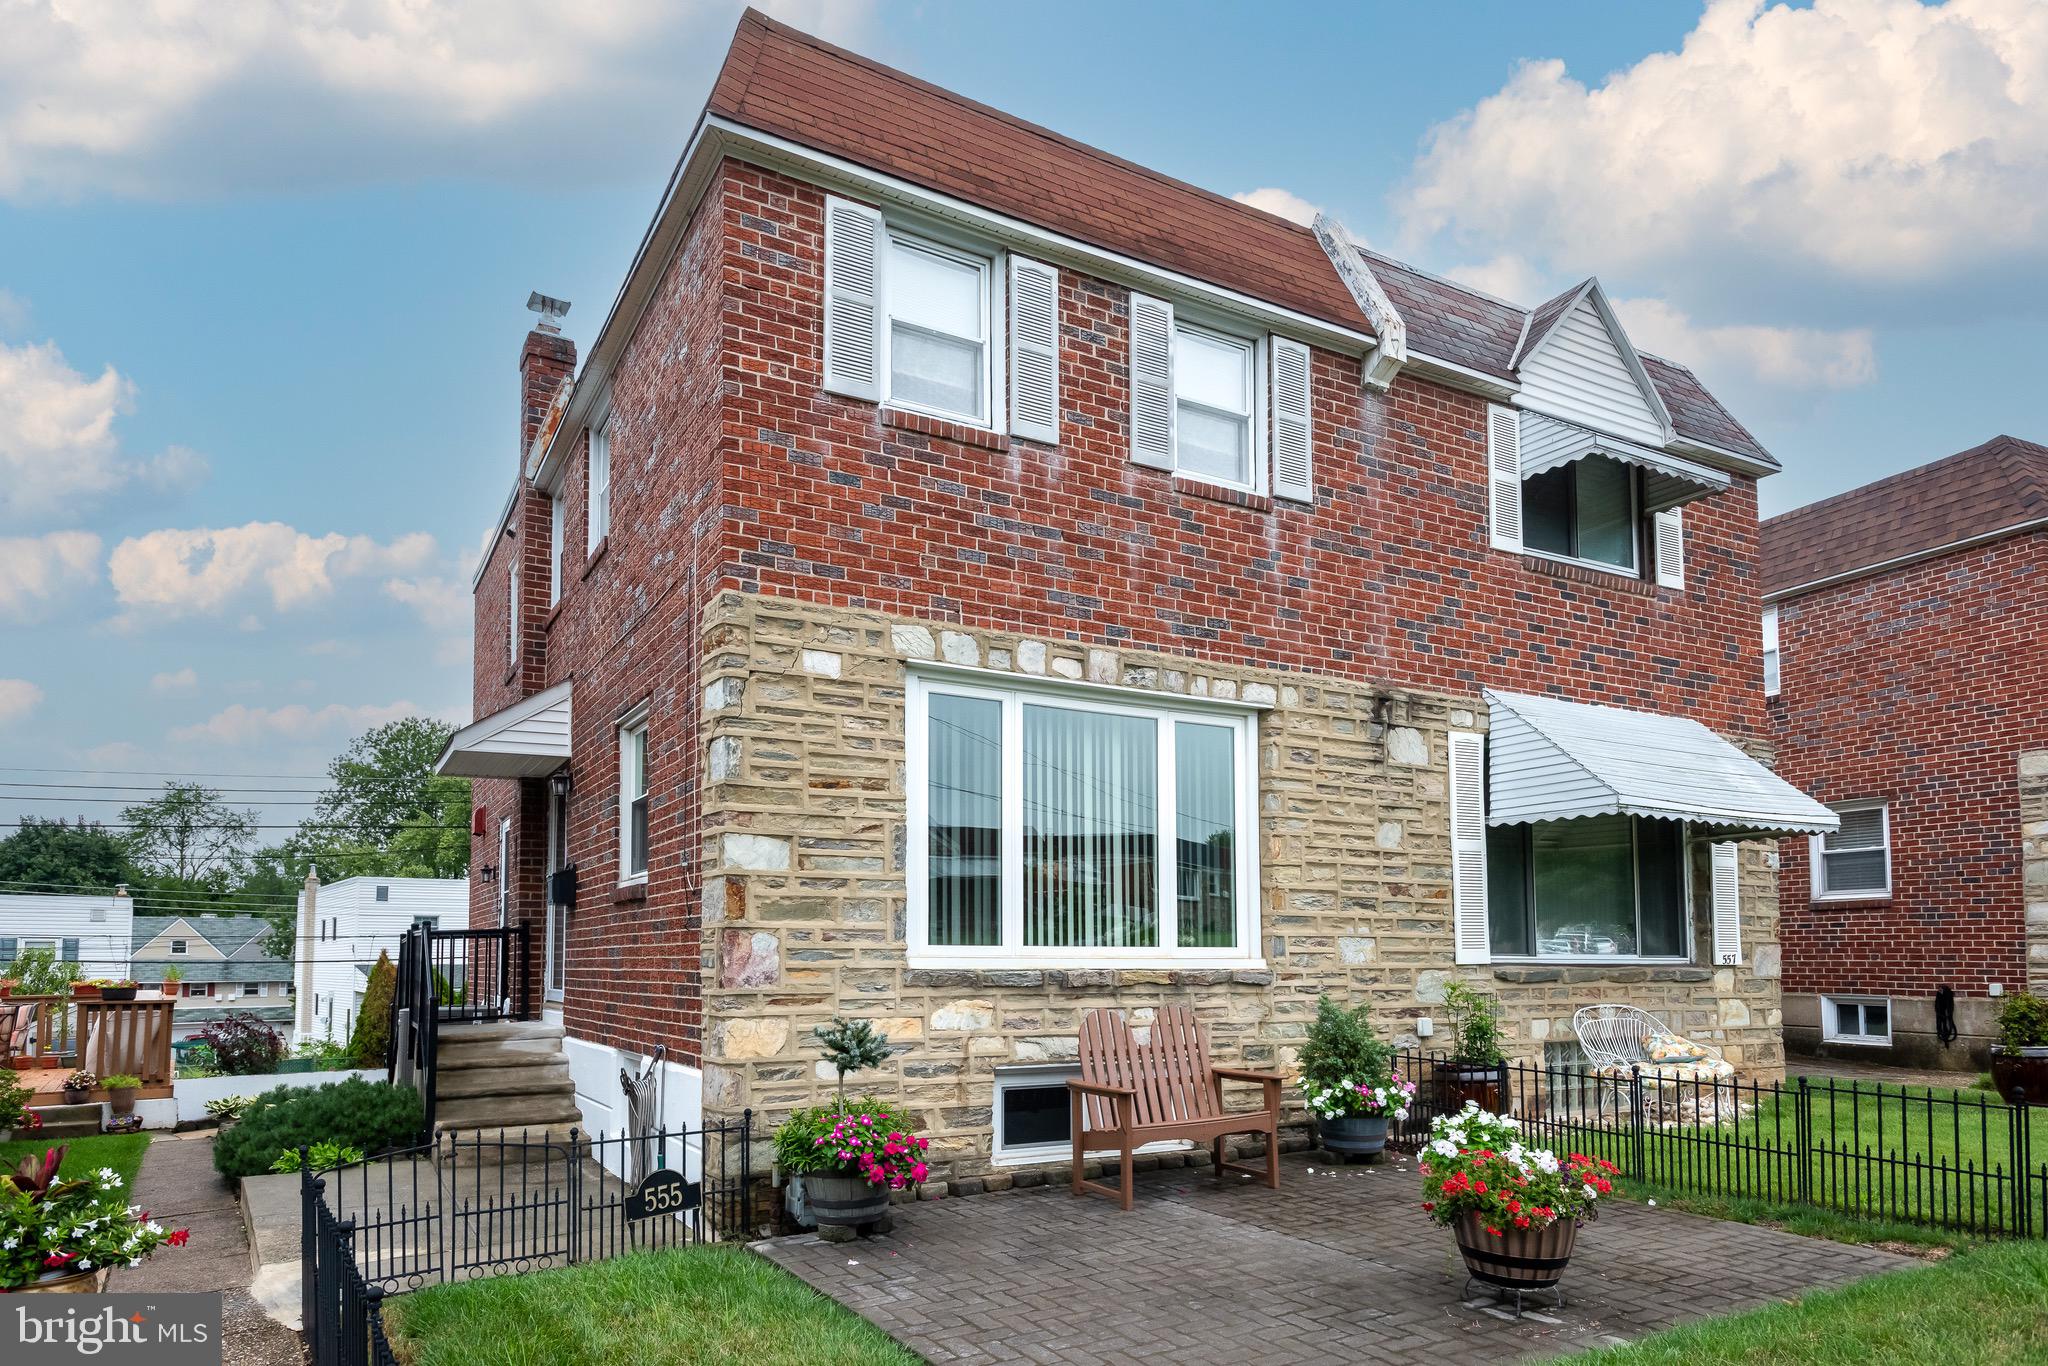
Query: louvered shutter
xmin=1009 ymin=257 xmax=1060 ymax=444
xmin=822 ymin=197 xmax=886 ymax=402
xmin=1448 ymin=730 xmax=1490 ymax=965
xmin=61 ymin=937 xmax=80 ymax=963
xmin=1710 ymin=841 xmax=1742 ymax=968
xmin=1271 ymin=336 xmax=1313 ymax=502
xmin=1129 ymin=292 xmax=1175 ymax=469
xmin=1487 ymin=404 xmax=1522 ymax=550
xmin=1654 ymin=508 xmax=1686 ymax=588
xmin=0 ymin=937 xmax=16 ymax=961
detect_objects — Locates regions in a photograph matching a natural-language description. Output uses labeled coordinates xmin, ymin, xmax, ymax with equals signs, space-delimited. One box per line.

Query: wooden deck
xmin=10 ymin=1068 xmax=174 ymax=1104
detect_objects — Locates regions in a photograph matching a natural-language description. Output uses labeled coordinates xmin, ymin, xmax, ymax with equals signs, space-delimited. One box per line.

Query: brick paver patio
xmin=759 ymin=1152 xmax=1909 ymax=1363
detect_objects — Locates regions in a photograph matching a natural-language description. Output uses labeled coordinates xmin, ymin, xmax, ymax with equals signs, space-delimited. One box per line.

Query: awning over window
xmin=1519 ymin=411 xmax=1731 ymax=513
xmin=1484 ymin=689 xmax=1838 ymax=835
xmin=435 ymin=681 xmax=572 ymax=779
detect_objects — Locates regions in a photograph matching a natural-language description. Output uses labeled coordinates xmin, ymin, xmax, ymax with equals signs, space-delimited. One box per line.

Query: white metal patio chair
xmin=1570 ymin=1004 xmax=1734 ymax=1116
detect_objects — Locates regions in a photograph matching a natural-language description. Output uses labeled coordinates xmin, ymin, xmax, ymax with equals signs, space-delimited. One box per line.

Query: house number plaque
xmin=625 ymin=1167 xmax=701 ymax=1221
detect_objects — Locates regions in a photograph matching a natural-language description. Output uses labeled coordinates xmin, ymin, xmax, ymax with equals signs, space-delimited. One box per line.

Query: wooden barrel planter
xmin=1316 ymin=1113 xmax=1391 ymax=1160
xmin=1990 ymin=1048 xmax=2048 ymax=1107
xmin=1435 ymin=1061 xmax=1507 ymax=1114
xmin=804 ymin=1173 xmax=893 ymax=1242
xmin=1453 ymin=1212 xmax=1578 ymax=1291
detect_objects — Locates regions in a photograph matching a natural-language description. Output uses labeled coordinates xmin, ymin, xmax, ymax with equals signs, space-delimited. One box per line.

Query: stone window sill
xmin=880 ymin=406 xmax=1010 ymax=452
xmin=1491 ymin=965 xmax=1715 ymax=985
xmin=1519 ymin=553 xmax=1658 ymax=597
xmin=612 ymin=881 xmax=648 ymax=906
xmin=1171 ymin=475 xmax=1273 ymax=513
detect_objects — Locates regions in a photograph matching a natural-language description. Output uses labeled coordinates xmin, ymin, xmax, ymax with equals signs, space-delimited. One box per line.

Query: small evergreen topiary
xmin=813 ymin=1017 xmax=891 ymax=1101
xmin=349 ymin=951 xmax=397 ymax=1067
xmin=212 ymin=1077 xmax=423 ymax=1178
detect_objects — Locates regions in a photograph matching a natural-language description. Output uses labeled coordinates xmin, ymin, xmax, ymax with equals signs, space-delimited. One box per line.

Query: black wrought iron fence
xmin=1386 ymin=1048 xmax=2044 ymax=1239
xmin=303 ymin=1182 xmax=400 ymax=1366
xmin=385 ymin=923 xmax=531 ymax=1136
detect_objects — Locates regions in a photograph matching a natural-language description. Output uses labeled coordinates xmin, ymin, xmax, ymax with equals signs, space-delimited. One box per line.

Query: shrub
xmin=1297 ymin=995 xmax=1413 ymax=1120
xmin=196 ymin=1012 xmax=286 ymax=1076
xmin=812 ymin=1017 xmax=891 ymax=1101
xmin=349 ymin=952 xmax=397 ymax=1067
xmin=3 ymin=947 xmax=79 ymax=997
xmin=178 ymin=1044 xmax=220 ymax=1079
xmin=0 ymin=1074 xmax=29 ymax=1130
xmin=1443 ymin=982 xmax=1506 ymax=1067
xmin=293 ymin=1038 xmax=351 ymax=1069
xmin=213 ymin=1078 xmax=423 ymax=1179
xmin=1996 ymin=992 xmax=2048 ymax=1052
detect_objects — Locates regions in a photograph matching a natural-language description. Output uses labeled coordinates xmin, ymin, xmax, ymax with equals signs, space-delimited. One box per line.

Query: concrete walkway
xmin=1789 ymin=1056 xmax=1984 ymax=1090
xmin=761 ymin=1152 xmax=1909 ymax=1364
xmin=107 ymin=1131 xmax=305 ymax=1366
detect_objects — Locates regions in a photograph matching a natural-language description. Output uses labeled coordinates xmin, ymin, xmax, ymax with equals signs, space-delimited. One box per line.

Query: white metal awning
xmin=1484 ymin=690 xmax=1838 ymax=835
xmin=435 ymin=681 xmax=572 ymax=779
xmin=1519 ymin=411 xmax=1731 ymax=513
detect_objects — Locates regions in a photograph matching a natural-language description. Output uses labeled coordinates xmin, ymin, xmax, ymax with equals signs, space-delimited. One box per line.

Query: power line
xmin=0 ymin=765 xmax=443 ymax=783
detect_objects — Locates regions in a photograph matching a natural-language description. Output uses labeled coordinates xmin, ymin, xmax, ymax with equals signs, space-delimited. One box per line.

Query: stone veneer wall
xmin=697 ymin=591 xmax=1786 ymax=1181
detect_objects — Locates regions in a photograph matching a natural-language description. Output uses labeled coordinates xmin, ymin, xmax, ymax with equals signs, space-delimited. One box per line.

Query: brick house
xmin=437 ymin=10 xmax=1835 ymax=1180
xmin=1764 ymin=435 xmax=2048 ymax=1067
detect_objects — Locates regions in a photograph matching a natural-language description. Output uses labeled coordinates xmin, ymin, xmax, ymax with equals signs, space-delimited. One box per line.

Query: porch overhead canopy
xmin=435 ymin=681 xmax=572 ymax=779
xmin=1483 ymin=689 xmax=1838 ymax=835
xmin=1519 ymin=411 xmax=1731 ymax=513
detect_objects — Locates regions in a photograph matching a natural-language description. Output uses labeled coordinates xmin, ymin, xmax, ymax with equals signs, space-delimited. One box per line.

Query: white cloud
xmin=0 ymin=530 xmax=101 ymax=620
xmin=0 ymin=679 xmax=43 ymax=726
xmin=0 ymin=0 xmax=872 ymax=200
xmin=0 ymin=339 xmax=202 ymax=525
xmin=1614 ymin=297 xmax=1879 ymax=391
xmin=150 ymin=666 xmax=199 ymax=693
xmin=107 ymin=522 xmax=436 ymax=624
xmin=1231 ymin=187 xmax=1322 ymax=227
xmin=383 ymin=576 xmax=469 ymax=633
xmin=1401 ymin=0 xmax=2048 ymax=307
xmin=83 ymin=740 xmax=147 ymax=767
xmin=169 ymin=700 xmax=426 ymax=746
xmin=0 ymin=289 xmax=28 ymax=334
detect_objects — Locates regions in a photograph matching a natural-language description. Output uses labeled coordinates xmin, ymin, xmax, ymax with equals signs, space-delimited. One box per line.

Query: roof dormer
xmin=1512 ymin=279 xmax=1673 ymax=448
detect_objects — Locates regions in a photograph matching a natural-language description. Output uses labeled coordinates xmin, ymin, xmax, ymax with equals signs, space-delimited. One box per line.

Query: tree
xmin=0 ymin=817 xmax=146 ymax=891
xmin=349 ymin=951 xmax=397 ymax=1067
xmin=119 ymin=784 xmax=260 ymax=901
xmin=292 ymin=718 xmax=470 ymax=882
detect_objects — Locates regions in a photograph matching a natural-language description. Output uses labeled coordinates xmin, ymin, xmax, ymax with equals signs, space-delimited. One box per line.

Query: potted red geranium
xmin=0 ymin=1146 xmax=189 ymax=1293
xmin=1419 ymin=1102 xmax=1618 ymax=1301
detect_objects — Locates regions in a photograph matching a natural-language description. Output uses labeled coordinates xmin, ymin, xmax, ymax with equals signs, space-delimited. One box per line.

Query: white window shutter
xmin=1129 ymin=292 xmax=1175 ymax=469
xmin=822 ymin=197 xmax=885 ymax=402
xmin=1271 ymin=336 xmax=1313 ymax=502
xmin=1487 ymin=404 xmax=1522 ymax=551
xmin=1654 ymin=507 xmax=1686 ymax=588
xmin=1710 ymin=841 xmax=1742 ymax=968
xmin=1448 ymin=730 xmax=1490 ymax=965
xmin=1008 ymin=257 xmax=1060 ymax=444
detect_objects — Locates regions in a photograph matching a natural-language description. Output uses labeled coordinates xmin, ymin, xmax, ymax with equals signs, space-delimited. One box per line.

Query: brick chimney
xmin=520 ymin=291 xmax=576 ymax=465
xmin=505 ymin=293 xmax=575 ymax=700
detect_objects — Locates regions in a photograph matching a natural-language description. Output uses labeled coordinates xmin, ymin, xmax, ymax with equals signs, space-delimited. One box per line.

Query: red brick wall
xmin=1772 ymin=533 xmax=2048 ymax=997
xmin=476 ymin=157 xmax=1778 ymax=1065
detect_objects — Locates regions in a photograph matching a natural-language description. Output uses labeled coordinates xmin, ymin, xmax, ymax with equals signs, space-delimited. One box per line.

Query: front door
xmin=544 ymin=786 xmax=568 ymax=1003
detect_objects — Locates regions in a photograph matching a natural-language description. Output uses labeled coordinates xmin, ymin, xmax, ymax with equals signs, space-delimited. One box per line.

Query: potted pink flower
xmin=1418 ymin=1103 xmax=1619 ymax=1299
xmin=772 ymin=1100 xmax=928 ymax=1242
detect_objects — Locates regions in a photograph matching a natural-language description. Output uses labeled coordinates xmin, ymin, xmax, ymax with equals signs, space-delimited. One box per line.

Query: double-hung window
xmin=618 ymin=710 xmax=650 ymax=884
xmin=1762 ymin=605 xmax=1781 ymax=696
xmin=1486 ymin=814 xmax=1689 ymax=960
xmin=1173 ymin=325 xmax=1256 ymax=489
xmin=1812 ymin=802 xmax=1889 ymax=899
xmin=1522 ymin=454 xmax=1641 ymax=573
xmin=587 ymin=414 xmax=611 ymax=551
xmin=908 ymin=673 xmax=1258 ymax=967
xmin=886 ymin=235 xmax=992 ymax=426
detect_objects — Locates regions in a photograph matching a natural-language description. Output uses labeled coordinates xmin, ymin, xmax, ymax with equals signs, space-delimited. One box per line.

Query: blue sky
xmin=1 ymin=0 xmax=2042 ymax=835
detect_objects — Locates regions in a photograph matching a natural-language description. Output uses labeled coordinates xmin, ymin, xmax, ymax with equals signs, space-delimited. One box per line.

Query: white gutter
xmin=1764 ymin=516 xmax=2048 ymax=603
xmin=468 ymin=478 xmax=525 ymax=592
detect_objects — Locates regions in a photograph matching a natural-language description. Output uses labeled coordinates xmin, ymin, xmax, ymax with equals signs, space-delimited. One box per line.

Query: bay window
xmin=886 ymin=234 xmax=992 ymax=426
xmin=1487 ymin=814 xmax=1689 ymax=959
xmin=909 ymin=673 xmax=1258 ymax=967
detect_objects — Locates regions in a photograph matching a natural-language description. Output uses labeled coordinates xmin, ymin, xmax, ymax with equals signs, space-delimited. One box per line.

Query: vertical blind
xmin=927 ymin=693 xmax=1002 ymax=946
xmin=1175 ymin=721 xmax=1236 ymax=948
xmin=1023 ymin=705 xmax=1157 ymax=948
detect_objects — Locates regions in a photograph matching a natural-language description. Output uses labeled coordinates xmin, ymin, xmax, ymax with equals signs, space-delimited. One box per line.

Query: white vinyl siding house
xmin=0 ymin=892 xmax=133 ymax=979
xmin=301 ymin=876 xmax=469 ymax=1045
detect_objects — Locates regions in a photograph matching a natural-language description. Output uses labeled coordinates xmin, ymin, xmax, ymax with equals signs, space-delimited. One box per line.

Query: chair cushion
xmin=1596 ymin=1058 xmax=1734 ymax=1084
xmin=1643 ymin=1032 xmax=1712 ymax=1064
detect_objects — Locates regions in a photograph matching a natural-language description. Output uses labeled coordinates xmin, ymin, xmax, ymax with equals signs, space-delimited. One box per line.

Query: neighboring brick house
xmin=438 ymin=10 xmax=1835 ymax=1178
xmin=1764 ymin=436 xmax=2048 ymax=1067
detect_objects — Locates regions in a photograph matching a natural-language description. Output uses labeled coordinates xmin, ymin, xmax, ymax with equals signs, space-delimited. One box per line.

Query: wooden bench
xmin=1068 ymin=1005 xmax=1283 ymax=1210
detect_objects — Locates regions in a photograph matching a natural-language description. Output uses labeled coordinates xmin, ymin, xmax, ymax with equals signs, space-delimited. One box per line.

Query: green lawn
xmin=0 ymin=1131 xmax=150 ymax=1191
xmin=1561 ymin=1239 xmax=2048 ymax=1363
xmin=1519 ymin=1078 xmax=2048 ymax=1235
xmin=383 ymin=1246 xmax=919 ymax=1366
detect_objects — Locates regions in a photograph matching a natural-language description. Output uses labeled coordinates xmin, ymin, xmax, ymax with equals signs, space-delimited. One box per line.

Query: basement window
xmin=1821 ymin=995 xmax=1891 ymax=1046
xmin=991 ymin=1064 xmax=1191 ymax=1166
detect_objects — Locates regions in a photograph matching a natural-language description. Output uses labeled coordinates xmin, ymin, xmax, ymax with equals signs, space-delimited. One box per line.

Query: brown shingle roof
xmin=708 ymin=11 xmax=1373 ymax=335
xmin=1761 ymin=435 xmax=2048 ymax=595
xmin=704 ymin=11 xmax=1770 ymax=466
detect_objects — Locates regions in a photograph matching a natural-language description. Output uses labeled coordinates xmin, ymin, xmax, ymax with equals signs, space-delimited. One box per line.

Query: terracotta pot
xmin=805 ymin=1173 xmax=893 ymax=1235
xmin=1316 ymin=1113 xmax=1391 ymax=1158
xmin=70 ymin=985 xmax=100 ymax=1000
xmin=1990 ymin=1048 xmax=2048 ymax=1108
xmin=1453 ymin=1212 xmax=1579 ymax=1290
xmin=108 ymin=1086 xmax=138 ymax=1117
xmin=10 ymin=1267 xmax=111 ymax=1294
xmin=1435 ymin=1060 xmax=1507 ymax=1115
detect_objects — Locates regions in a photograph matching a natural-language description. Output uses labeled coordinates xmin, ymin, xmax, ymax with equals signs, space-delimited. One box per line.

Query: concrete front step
xmin=435 ymin=1061 xmax=573 ymax=1100
xmin=24 ymin=1102 xmax=103 ymax=1139
xmin=435 ymin=1020 xmax=564 ymax=1046
xmin=435 ymin=1036 xmax=568 ymax=1070
xmin=433 ymin=1092 xmax=583 ymax=1134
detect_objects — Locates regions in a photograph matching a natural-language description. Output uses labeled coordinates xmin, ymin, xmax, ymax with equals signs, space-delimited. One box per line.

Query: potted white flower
xmin=0 ymin=1146 xmax=189 ymax=1293
xmin=1298 ymin=996 xmax=1414 ymax=1159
